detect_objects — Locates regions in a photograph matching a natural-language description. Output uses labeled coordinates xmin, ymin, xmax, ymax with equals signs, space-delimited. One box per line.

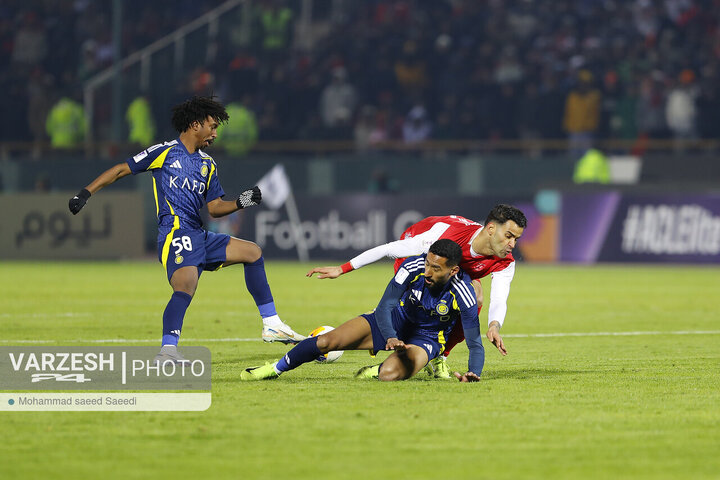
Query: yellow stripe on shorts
xmin=161 ymin=199 xmax=180 ymax=269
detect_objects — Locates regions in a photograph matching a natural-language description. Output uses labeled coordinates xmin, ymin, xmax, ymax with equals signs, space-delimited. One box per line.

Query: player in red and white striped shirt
xmin=307 ymin=204 xmax=526 ymax=378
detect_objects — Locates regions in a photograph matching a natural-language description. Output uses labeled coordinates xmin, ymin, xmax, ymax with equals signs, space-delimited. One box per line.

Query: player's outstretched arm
xmin=458 ymin=324 xmax=484 ymax=382
xmin=306 ymin=265 xmax=344 ymax=278
xmin=68 ymin=162 xmax=131 ymax=215
xmin=307 ymin=234 xmax=428 ymax=279
xmin=486 ymin=321 xmax=507 ymax=356
xmin=207 ymin=186 xmax=262 ymax=218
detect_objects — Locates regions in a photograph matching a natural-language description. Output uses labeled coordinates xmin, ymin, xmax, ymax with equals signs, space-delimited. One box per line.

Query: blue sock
xmin=244 ymin=256 xmax=277 ymax=318
xmin=275 ymin=337 xmax=320 ymax=373
xmin=161 ymin=291 xmax=192 ymax=346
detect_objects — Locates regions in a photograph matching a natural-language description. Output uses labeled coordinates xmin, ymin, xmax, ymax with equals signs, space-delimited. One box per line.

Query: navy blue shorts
xmin=157 ymin=228 xmax=230 ymax=282
xmin=361 ymin=312 xmax=444 ymax=361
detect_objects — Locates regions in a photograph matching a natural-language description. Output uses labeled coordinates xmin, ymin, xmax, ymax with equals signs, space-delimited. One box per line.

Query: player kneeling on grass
xmin=241 ymin=239 xmax=485 ymax=382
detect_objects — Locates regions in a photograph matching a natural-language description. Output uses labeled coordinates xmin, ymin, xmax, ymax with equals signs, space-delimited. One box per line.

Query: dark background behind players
xmin=2 ymin=0 xmax=720 ymax=146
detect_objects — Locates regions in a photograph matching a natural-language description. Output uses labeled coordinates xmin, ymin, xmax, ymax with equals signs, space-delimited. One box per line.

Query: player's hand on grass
xmin=68 ymin=188 xmax=91 ymax=215
xmin=453 ymin=371 xmax=481 ymax=382
xmin=306 ymin=266 xmax=343 ymax=279
xmin=385 ymin=337 xmax=406 ymax=352
xmin=236 ymin=186 xmax=261 ymax=209
xmin=487 ymin=321 xmax=507 ymax=356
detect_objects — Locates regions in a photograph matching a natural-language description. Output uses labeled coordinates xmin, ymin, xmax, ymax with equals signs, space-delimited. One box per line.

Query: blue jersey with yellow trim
xmin=126 ymin=139 xmax=225 ymax=236
xmin=392 ymin=255 xmax=479 ymax=339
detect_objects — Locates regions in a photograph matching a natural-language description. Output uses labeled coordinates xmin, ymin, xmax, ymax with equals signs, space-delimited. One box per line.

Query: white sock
xmin=262 ymin=314 xmax=284 ymax=328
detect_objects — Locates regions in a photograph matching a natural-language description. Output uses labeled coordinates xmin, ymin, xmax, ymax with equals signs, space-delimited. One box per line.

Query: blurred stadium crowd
xmin=2 ymin=0 xmax=720 ymax=148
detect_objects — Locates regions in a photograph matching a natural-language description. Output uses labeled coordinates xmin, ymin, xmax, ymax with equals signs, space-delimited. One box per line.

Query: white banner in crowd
xmin=256 ymin=164 xmax=308 ymax=261
xmin=256 ymin=164 xmax=291 ymax=210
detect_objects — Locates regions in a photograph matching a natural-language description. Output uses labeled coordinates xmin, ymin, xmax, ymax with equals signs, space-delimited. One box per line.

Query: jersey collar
xmin=175 ymin=137 xmax=200 ymax=157
xmin=469 ymin=226 xmax=484 ymax=257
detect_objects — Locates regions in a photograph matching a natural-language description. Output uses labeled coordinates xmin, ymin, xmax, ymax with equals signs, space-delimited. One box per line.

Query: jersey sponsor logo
xmin=411 ymin=289 xmax=423 ymax=300
xmin=133 ymin=151 xmax=148 ymax=163
xmin=424 ymin=343 xmax=433 ymax=354
xmin=169 ymin=176 xmax=206 ymax=194
xmin=169 ymin=160 xmax=182 ymax=169
xmin=449 ymin=215 xmax=480 ymax=227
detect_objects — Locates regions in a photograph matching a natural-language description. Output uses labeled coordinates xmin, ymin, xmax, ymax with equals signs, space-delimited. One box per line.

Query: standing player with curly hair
xmin=69 ymin=95 xmax=305 ymax=362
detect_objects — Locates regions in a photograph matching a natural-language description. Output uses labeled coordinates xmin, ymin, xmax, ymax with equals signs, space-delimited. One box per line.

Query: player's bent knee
xmin=378 ymin=364 xmax=409 ymax=381
xmin=170 ymin=269 xmax=198 ymax=296
xmin=316 ymin=333 xmax=340 ymax=353
xmin=173 ymin=284 xmax=196 ymax=297
xmin=247 ymin=243 xmax=262 ymax=263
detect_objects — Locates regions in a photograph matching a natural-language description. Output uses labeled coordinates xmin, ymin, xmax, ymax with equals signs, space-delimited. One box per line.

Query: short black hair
xmin=171 ymin=95 xmax=229 ymax=133
xmin=485 ymin=204 xmax=527 ymax=228
xmin=428 ymin=239 xmax=463 ymax=267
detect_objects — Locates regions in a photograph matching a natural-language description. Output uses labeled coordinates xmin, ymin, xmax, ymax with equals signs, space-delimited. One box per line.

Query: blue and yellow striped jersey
xmin=126 ymin=139 xmax=225 ymax=237
xmin=392 ymin=255 xmax=479 ymax=338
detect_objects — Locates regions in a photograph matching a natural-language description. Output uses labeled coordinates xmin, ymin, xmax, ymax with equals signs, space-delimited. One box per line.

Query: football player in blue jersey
xmin=68 ymin=95 xmax=305 ymax=362
xmin=241 ymin=239 xmax=485 ymax=382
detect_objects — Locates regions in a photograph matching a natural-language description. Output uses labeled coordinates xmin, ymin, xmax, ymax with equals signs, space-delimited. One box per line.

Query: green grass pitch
xmin=0 ymin=261 xmax=718 ymax=479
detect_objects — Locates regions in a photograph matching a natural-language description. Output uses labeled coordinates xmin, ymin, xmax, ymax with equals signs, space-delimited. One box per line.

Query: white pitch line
xmin=0 ymin=313 xmax=93 ymax=319
xmin=0 ymin=338 xmax=259 ymax=344
xmin=0 ymin=330 xmax=719 ymax=344
xmin=504 ymin=330 xmax=720 ymax=338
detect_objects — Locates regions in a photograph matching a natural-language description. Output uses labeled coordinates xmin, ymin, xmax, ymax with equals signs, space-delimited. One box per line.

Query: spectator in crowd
xmin=27 ymin=66 xmax=54 ymax=151
xmin=4 ymin=0 xmax=720 ymax=150
xmin=11 ymin=12 xmax=47 ymax=67
xmin=665 ymin=69 xmax=698 ymax=150
xmin=563 ymin=69 xmax=601 ymax=156
xmin=77 ymin=40 xmax=100 ymax=83
xmin=354 ymin=105 xmax=377 ymax=151
xmin=46 ymin=91 xmax=85 ymax=149
xmin=517 ymin=81 xmax=544 ymax=157
xmin=255 ymin=0 xmax=293 ymax=61
xmin=573 ymin=148 xmax=610 ymax=184
xmin=402 ymin=105 xmax=432 ymax=145
xmin=126 ymin=95 xmax=156 ymax=146
xmin=320 ymin=66 xmax=357 ymax=129
xmin=636 ymin=73 xmax=668 ymax=140
xmin=216 ymin=97 xmax=259 ymax=156
xmin=394 ymin=40 xmax=428 ymax=101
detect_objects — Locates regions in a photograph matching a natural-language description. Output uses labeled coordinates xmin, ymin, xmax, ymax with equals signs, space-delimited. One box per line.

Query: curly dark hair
xmin=171 ymin=95 xmax=230 ymax=133
xmin=485 ymin=204 xmax=527 ymax=228
xmin=428 ymin=239 xmax=463 ymax=267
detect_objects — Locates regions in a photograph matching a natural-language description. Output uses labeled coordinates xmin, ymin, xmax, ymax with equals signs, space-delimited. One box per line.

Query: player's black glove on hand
xmin=68 ymin=188 xmax=91 ymax=215
xmin=236 ymin=186 xmax=262 ymax=209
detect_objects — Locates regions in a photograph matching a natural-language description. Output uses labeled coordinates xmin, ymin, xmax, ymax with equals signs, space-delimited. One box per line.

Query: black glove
xmin=69 ymin=188 xmax=91 ymax=215
xmin=236 ymin=186 xmax=262 ymax=209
